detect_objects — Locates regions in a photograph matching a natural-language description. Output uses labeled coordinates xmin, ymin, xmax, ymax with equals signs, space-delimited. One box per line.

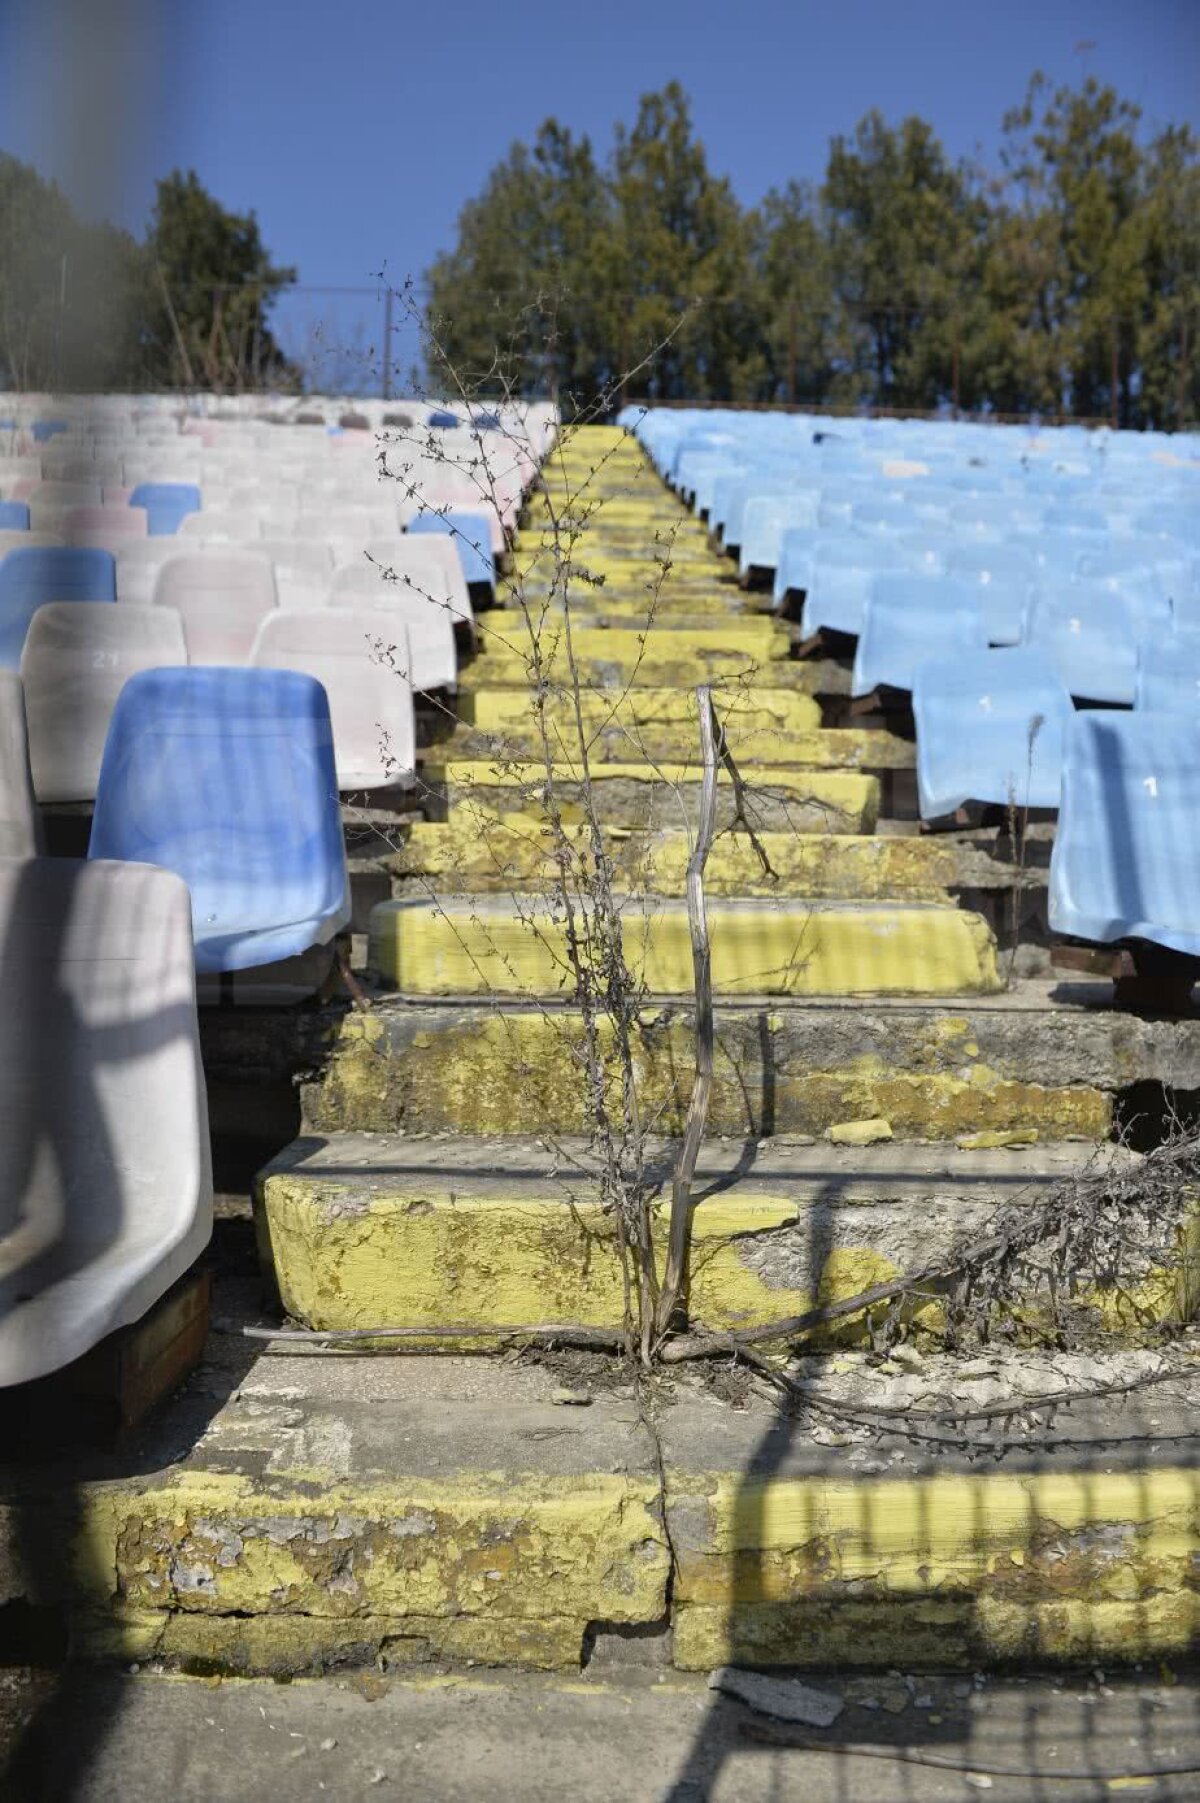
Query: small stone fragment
xmin=709 ymin=1667 xmax=843 ymax=1727
xmin=319 ymin=1739 xmax=337 ymax=1752
xmin=828 ymin=1118 xmax=893 ymax=1147
xmin=890 ymin=1344 xmax=924 ymax=1372
xmin=551 ymin=1387 xmax=592 ymax=1406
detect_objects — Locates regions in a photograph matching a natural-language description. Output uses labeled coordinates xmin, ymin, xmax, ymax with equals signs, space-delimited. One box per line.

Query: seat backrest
xmin=1024 ymin=582 xmax=1138 ymax=704
xmin=326 ymin=573 xmax=456 ymax=690
xmin=128 ymin=481 xmax=202 ymax=536
xmin=338 ymin=536 xmax=473 ymax=627
xmin=0 ymin=547 xmax=117 ymax=669
xmin=853 ymin=575 xmax=987 ymax=697
xmin=153 ymin=553 xmax=277 ymax=664
xmin=89 ymin=666 xmax=350 ymax=973
xmin=64 ymin=505 xmax=147 ymax=542
xmin=0 ymin=855 xmax=212 ymax=1385
xmin=912 ymin=646 xmax=1073 ymax=819
xmin=407 ymin=510 xmax=495 ymax=589
xmin=0 ymin=501 xmax=29 ymax=531
xmin=1135 ymin=632 xmax=1200 ymax=715
xmin=249 ymin=608 xmax=415 ymax=789
xmin=177 ymin=509 xmax=262 ymax=541
xmin=0 ymin=670 xmax=40 ymax=856
xmin=1049 ymin=710 xmax=1200 ymax=955
xmin=21 ymin=602 xmax=188 ymax=802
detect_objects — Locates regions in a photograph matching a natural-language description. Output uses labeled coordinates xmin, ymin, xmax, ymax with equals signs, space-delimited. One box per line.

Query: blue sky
xmin=2 ymin=0 xmax=1197 ymax=381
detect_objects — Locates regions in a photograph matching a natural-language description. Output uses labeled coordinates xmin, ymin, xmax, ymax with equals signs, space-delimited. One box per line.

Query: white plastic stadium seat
xmin=249 ymin=608 xmax=416 ymax=789
xmin=0 ymin=855 xmax=212 ymax=1385
xmin=326 ymin=570 xmax=457 ymax=690
xmin=21 ymin=602 xmax=188 ymax=802
xmin=338 ymin=535 xmax=475 ymax=629
xmin=153 ymin=552 xmax=277 ymax=664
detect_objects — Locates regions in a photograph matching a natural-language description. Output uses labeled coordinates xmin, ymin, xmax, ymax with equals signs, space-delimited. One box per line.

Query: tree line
xmin=426 ymin=76 xmax=1199 ymax=428
xmin=0 ymin=159 xmax=294 ymax=393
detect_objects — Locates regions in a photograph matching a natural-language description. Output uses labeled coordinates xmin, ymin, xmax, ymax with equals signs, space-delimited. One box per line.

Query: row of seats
xmin=624 ymin=404 xmax=1200 ymax=976
xmin=0 ymin=392 xmax=556 ymax=1391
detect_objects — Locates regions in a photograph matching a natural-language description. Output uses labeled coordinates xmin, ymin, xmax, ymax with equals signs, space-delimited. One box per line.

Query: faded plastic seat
xmin=0 ymin=856 xmax=211 ymax=1385
xmin=250 ymin=609 xmax=416 ymax=789
xmin=64 ymin=505 xmax=148 ymax=544
xmin=89 ymin=667 xmax=350 ymax=975
xmin=912 ymin=647 xmax=1073 ymax=820
xmin=327 ymin=570 xmax=457 ymax=691
xmin=0 ymin=672 xmax=40 ymax=856
xmin=408 ymin=510 xmax=495 ymax=592
xmin=1023 ymin=583 xmax=1138 ymax=704
xmin=0 ymin=502 xmax=29 ymax=531
xmin=21 ymin=603 xmax=188 ymax=802
xmin=0 ymin=547 xmax=117 ymax=669
xmin=1049 ymin=711 xmax=1200 ymax=958
xmin=802 ymin=537 xmax=899 ymax=639
xmin=853 ymin=575 xmax=987 ymax=697
xmin=1135 ymin=632 xmax=1200 ymax=715
xmin=336 ymin=535 xmax=474 ymax=628
xmin=129 ymin=482 xmax=201 ymax=536
xmin=153 ymin=552 xmax=277 ymax=664
xmin=739 ymin=492 xmax=820 ymax=580
xmin=945 ymin=542 xmax=1037 ymax=646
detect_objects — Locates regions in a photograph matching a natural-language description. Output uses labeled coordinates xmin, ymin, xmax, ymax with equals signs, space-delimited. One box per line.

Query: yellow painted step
xmin=481 ymin=609 xmax=781 ymax=647
xmin=368 ymin=896 xmax=1001 ymax=997
xmin=446 ymin=720 xmax=912 ymax=773
xmin=426 ymin=759 xmax=879 ymax=834
xmin=388 ymin=822 xmax=951 ymax=898
xmin=260 ymin=1136 xmax=1168 ymax=1351
xmin=462 ymin=685 xmax=822 ymax=735
xmin=465 ymin=624 xmax=791 ymax=687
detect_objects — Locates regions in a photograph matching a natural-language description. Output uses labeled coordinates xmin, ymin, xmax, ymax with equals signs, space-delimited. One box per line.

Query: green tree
xmin=1135 ymin=124 xmax=1200 ymax=428
xmin=751 ymin=182 xmax=837 ymax=405
xmin=142 ymin=170 xmax=295 ymax=389
xmin=822 ymin=111 xmax=983 ymax=408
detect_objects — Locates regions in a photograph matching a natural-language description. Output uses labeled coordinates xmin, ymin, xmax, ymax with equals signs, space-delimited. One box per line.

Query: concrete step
xmin=439 ymin=722 xmax=914 ymax=775
xmin=366 ymin=896 xmax=1001 ymax=998
xmin=460 ymin=684 xmax=823 ymax=736
xmin=422 ymin=758 xmax=880 ymax=834
xmin=459 ymin=654 xmax=849 ymax=700
xmin=257 ymin=1133 xmax=1187 ymax=1348
xmin=10 ymin=1325 xmax=1196 ymax=1677
xmin=461 ymin=624 xmax=792 ymax=688
xmin=242 ymin=985 xmax=1173 ymax=1143
xmin=383 ymin=823 xmax=956 ymax=900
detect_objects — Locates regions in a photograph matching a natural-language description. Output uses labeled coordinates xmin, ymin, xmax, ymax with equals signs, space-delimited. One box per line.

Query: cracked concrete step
xmin=460 ymin=653 xmax=852 ymax=699
xmin=435 ymin=723 xmax=915 ymax=775
xmin=381 ymin=823 xmax=956 ymax=901
xmin=460 ymin=684 xmax=824 ymax=736
xmin=461 ymin=624 xmax=793 ymax=688
xmin=366 ymin=896 xmax=1001 ymax=998
xmin=256 ymin=1133 xmax=1181 ymax=1348
xmin=231 ymin=984 xmax=1177 ymax=1143
xmin=6 ymin=1341 xmax=1197 ymax=1678
xmin=422 ymin=759 xmax=880 ymax=834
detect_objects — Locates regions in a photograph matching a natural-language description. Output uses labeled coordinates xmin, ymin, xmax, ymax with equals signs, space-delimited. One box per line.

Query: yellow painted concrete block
xmin=368 ymin=899 xmax=1001 ymax=997
xmin=462 ymin=686 xmax=822 ymax=736
xmin=428 ymin=759 xmax=879 ymax=835
xmin=467 ymin=623 xmax=791 ymax=686
xmin=388 ymin=822 xmax=955 ymax=901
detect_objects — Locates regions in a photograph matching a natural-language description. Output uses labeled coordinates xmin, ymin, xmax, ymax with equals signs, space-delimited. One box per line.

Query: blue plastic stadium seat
xmin=853 ymin=575 xmax=987 ymax=697
xmin=1049 ymin=711 xmax=1200 ymax=957
xmin=408 ymin=510 xmax=494 ymax=590
xmin=739 ymin=492 xmax=820 ymax=579
xmin=89 ymin=667 xmax=351 ymax=974
xmin=0 ymin=546 xmax=116 ymax=669
xmin=31 ymin=419 xmax=69 ymax=443
xmin=428 ymin=410 xmax=460 ymax=429
xmin=0 ymin=501 xmax=29 ymax=531
xmin=772 ymin=527 xmax=821 ymax=608
xmin=946 ymin=543 xmax=1037 ymax=646
xmin=912 ymin=647 xmax=1073 ymax=820
xmin=1135 ymin=632 xmax=1200 ymax=715
xmin=1023 ymin=581 xmax=1138 ymax=704
xmin=128 ymin=482 xmax=201 ymax=536
xmin=802 ymin=537 xmax=899 ymax=638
